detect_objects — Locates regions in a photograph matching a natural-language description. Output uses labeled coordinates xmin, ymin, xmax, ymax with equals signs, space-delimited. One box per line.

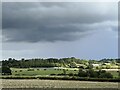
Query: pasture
xmin=10 ymin=68 xmax=119 ymax=78
xmin=11 ymin=67 xmax=78 ymax=76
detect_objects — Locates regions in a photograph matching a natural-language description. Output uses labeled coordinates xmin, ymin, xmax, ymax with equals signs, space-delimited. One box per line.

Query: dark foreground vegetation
xmin=1 ymin=75 xmax=120 ymax=82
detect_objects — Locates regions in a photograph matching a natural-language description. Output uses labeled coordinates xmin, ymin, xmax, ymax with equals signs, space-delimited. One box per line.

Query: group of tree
xmin=2 ymin=57 xmax=87 ymax=68
xmin=0 ymin=66 xmax=12 ymax=75
xmin=78 ymin=69 xmax=113 ymax=78
xmin=1 ymin=57 xmax=119 ymax=68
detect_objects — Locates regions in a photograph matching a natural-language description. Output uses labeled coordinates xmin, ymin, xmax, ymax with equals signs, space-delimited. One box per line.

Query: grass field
xmin=1 ymin=79 xmax=119 ymax=88
xmin=11 ymin=68 xmax=78 ymax=76
xmin=1 ymin=68 xmax=119 ymax=89
xmin=10 ymin=68 xmax=119 ymax=78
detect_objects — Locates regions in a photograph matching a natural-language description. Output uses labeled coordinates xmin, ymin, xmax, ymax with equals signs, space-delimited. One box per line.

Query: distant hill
xmin=1 ymin=57 xmax=120 ymax=69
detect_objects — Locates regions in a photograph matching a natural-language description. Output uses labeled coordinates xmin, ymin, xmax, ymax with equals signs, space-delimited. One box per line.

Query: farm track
xmin=1 ymin=79 xmax=119 ymax=89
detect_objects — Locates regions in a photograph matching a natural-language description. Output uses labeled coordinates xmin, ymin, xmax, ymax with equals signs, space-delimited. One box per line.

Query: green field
xmin=1 ymin=68 xmax=119 ymax=89
xmin=11 ymin=68 xmax=78 ymax=76
xmin=10 ymin=68 xmax=119 ymax=78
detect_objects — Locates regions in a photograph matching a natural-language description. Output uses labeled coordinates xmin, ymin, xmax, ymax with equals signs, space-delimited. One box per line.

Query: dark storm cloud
xmin=2 ymin=2 xmax=117 ymax=42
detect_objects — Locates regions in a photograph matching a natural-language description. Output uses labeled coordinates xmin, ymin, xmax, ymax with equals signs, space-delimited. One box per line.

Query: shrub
xmin=69 ymin=73 xmax=74 ymax=76
xmin=15 ymin=74 xmax=20 ymax=76
xmin=99 ymin=72 xmax=113 ymax=78
xmin=57 ymin=73 xmax=64 ymax=76
xmin=27 ymin=68 xmax=34 ymax=71
xmin=98 ymin=70 xmax=106 ymax=74
xmin=78 ymin=69 xmax=87 ymax=77
xmin=19 ymin=70 xmax=22 ymax=72
xmin=78 ymin=69 xmax=113 ymax=79
xmin=50 ymin=74 xmax=56 ymax=75
xmin=86 ymin=69 xmax=98 ymax=78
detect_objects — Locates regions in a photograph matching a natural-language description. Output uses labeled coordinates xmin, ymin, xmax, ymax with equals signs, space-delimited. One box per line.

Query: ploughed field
xmin=1 ymin=79 xmax=119 ymax=88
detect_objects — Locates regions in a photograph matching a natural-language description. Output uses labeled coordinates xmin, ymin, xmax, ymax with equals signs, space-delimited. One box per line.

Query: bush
xmin=69 ymin=73 xmax=74 ymax=76
xmin=99 ymin=72 xmax=113 ymax=78
xmin=15 ymin=74 xmax=20 ymax=76
xmin=79 ymin=66 xmax=84 ymax=69
xmin=86 ymin=69 xmax=98 ymax=78
xmin=78 ymin=69 xmax=87 ymax=77
xmin=50 ymin=74 xmax=56 ymax=75
xmin=78 ymin=69 xmax=113 ymax=79
xmin=98 ymin=70 xmax=113 ymax=78
xmin=19 ymin=70 xmax=22 ymax=72
xmin=37 ymin=69 xmax=39 ymax=70
xmin=44 ymin=69 xmax=46 ymax=70
xmin=98 ymin=70 xmax=106 ymax=74
xmin=27 ymin=68 xmax=34 ymax=71
xmin=57 ymin=73 xmax=64 ymax=76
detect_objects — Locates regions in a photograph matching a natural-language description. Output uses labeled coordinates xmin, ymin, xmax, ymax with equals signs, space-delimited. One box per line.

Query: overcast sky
xmin=2 ymin=2 xmax=118 ymax=60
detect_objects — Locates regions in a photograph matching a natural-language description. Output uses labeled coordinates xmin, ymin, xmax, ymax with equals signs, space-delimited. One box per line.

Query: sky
xmin=1 ymin=2 xmax=118 ymax=60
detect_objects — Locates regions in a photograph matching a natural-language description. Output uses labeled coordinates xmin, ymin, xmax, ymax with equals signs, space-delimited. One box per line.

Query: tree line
xmin=1 ymin=57 xmax=119 ymax=68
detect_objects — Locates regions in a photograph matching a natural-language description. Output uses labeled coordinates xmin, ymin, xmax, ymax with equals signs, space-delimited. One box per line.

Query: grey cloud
xmin=2 ymin=2 xmax=117 ymax=42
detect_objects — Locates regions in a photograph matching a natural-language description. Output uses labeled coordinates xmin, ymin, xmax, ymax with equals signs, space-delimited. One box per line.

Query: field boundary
xmin=1 ymin=88 xmax=120 ymax=90
xmin=1 ymin=76 xmax=120 ymax=82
